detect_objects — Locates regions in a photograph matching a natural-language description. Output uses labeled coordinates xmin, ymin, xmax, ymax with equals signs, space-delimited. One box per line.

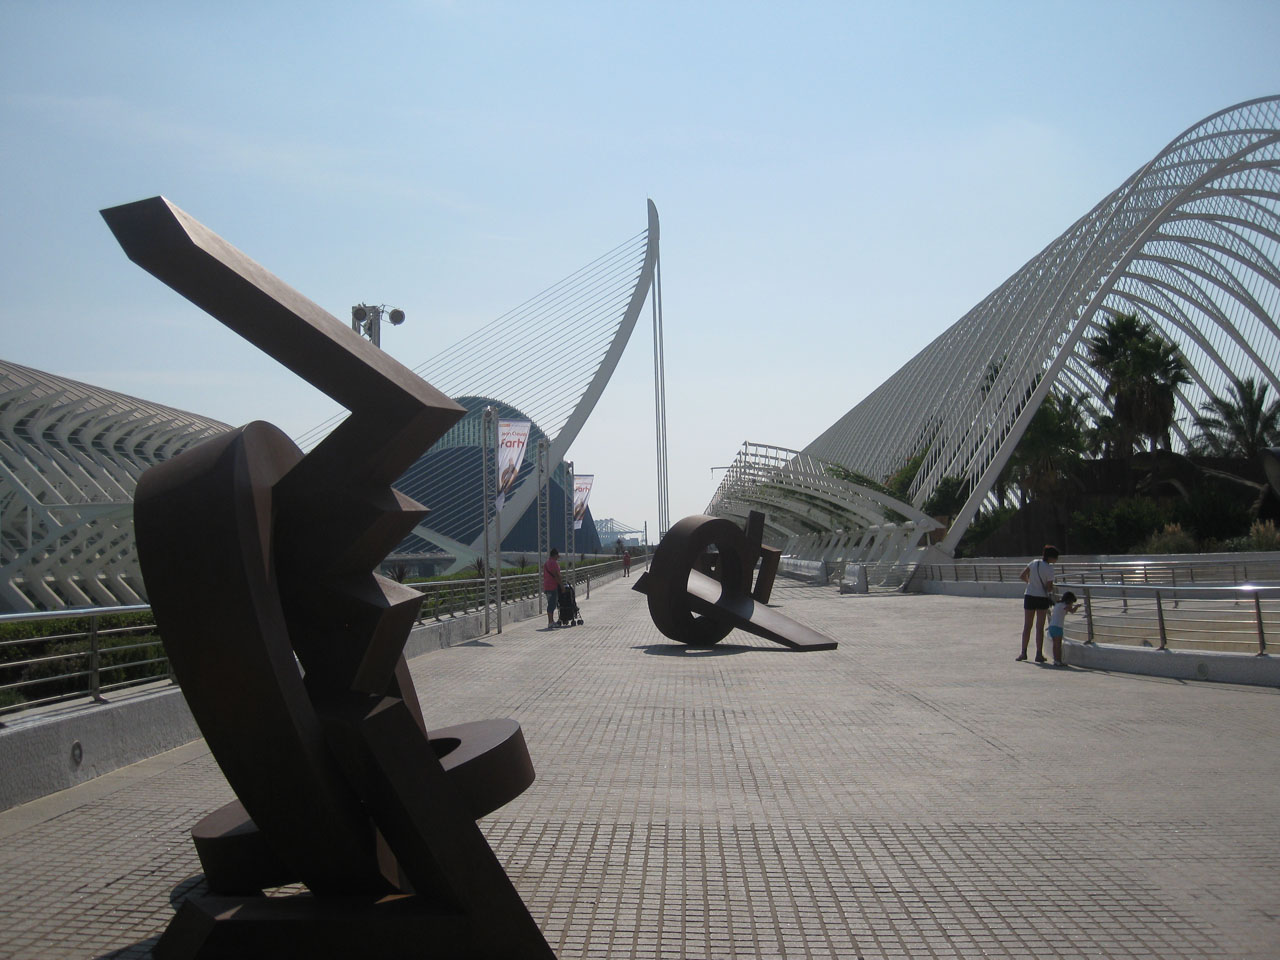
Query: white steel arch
xmin=707 ymin=442 xmax=942 ymax=579
xmin=298 ymin=201 xmax=661 ymax=567
xmin=794 ymin=96 xmax=1280 ymax=556
xmin=0 ymin=360 xmax=230 ymax=610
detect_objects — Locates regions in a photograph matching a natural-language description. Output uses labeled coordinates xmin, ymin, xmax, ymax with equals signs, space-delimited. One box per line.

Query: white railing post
xmin=1255 ymin=593 xmax=1267 ymax=656
xmin=1083 ymin=587 xmax=1095 ymax=644
xmin=1156 ymin=591 xmax=1167 ymax=650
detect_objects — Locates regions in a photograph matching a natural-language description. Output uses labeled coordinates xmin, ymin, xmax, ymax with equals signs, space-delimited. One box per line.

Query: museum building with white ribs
xmin=0 ymin=360 xmax=231 ymax=611
xmin=708 ymin=96 xmax=1280 ymax=576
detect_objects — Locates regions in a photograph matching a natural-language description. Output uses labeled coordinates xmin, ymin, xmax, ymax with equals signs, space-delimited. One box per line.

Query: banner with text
xmin=495 ymin=419 xmax=532 ymax=511
xmin=573 ymin=474 xmax=594 ymax=530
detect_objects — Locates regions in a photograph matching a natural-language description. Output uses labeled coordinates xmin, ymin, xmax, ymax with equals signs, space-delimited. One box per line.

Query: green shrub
xmin=954 ymin=505 xmax=1017 ymax=558
xmin=1139 ymin=523 xmax=1197 ymax=554
xmin=15 ymin=629 xmax=167 ymax=701
xmin=1247 ymin=519 xmax=1280 ymax=551
xmin=1069 ymin=497 xmax=1172 ymax=554
xmin=923 ymin=475 xmax=968 ymax=518
xmin=1171 ymin=483 xmax=1251 ymax=544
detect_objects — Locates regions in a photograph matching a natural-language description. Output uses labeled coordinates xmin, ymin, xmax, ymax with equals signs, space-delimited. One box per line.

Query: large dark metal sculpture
xmin=634 ymin=513 xmax=837 ymax=651
xmin=102 ymin=197 xmax=555 ymax=958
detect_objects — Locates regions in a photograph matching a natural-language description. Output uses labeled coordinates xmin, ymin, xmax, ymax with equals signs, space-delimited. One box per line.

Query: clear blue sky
xmin=3 ymin=1 xmax=1279 ymax=536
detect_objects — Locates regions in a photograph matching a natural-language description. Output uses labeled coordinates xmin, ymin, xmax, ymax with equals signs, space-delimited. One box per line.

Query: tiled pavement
xmin=1 ymin=576 xmax=1277 ymax=958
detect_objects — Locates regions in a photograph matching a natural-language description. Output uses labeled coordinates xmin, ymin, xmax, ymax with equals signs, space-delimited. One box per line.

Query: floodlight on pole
xmin=351 ymin=303 xmax=406 ymax=349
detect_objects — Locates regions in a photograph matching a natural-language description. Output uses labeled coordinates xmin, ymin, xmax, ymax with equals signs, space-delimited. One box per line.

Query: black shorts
xmin=1024 ymin=594 xmax=1051 ymax=611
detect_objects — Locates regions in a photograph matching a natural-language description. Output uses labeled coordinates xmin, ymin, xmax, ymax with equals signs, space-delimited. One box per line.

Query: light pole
xmin=351 ymin=304 xmax=406 ymax=348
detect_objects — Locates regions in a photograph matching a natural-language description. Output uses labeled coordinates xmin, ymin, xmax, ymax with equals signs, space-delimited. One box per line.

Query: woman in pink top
xmin=543 ymin=549 xmax=562 ymax=628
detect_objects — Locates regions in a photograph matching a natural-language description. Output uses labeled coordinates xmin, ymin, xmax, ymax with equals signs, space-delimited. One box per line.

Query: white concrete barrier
xmin=1065 ymin=639 xmax=1280 ymax=687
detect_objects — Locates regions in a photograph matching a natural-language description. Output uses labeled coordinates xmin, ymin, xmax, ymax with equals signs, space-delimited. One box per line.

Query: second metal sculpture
xmin=634 ymin=512 xmax=838 ymax=651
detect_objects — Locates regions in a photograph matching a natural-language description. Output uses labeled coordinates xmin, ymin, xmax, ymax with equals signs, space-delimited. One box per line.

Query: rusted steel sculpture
xmin=633 ymin=512 xmax=837 ymax=651
xmin=102 ymin=197 xmax=555 ymax=959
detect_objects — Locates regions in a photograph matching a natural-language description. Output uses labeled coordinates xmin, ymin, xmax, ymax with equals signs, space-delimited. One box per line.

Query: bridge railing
xmin=0 ymin=605 xmax=162 ymax=717
xmin=906 ymin=556 xmax=1280 ymax=590
xmin=1055 ymin=581 xmax=1278 ymax=655
xmin=0 ymin=558 xmax=634 ymax=719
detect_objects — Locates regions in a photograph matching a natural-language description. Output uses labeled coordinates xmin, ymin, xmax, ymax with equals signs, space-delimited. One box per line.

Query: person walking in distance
xmin=543 ymin=548 xmax=562 ymax=629
xmin=622 ymin=549 xmax=631 ymax=577
xmin=1018 ymin=545 xmax=1059 ymax=663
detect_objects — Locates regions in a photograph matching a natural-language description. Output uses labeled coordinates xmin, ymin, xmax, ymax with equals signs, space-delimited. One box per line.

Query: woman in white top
xmin=1017 ymin=545 xmax=1059 ymax=663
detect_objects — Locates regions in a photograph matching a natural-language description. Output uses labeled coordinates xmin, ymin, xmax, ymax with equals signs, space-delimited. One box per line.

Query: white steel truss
xmin=791 ymin=96 xmax=1280 ymax=556
xmin=707 ymin=441 xmax=942 ymax=577
xmin=0 ymin=360 xmax=230 ymax=610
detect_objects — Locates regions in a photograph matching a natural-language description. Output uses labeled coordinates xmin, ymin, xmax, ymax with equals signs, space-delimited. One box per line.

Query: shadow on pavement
xmin=634 ymin=643 xmax=787 ymax=657
xmin=96 ymin=936 xmax=161 ymax=959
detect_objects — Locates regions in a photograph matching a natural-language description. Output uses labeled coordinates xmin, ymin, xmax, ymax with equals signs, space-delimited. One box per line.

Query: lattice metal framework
xmin=707 ymin=442 xmax=942 ymax=571
xmin=595 ymin=517 xmax=644 ymax=545
xmin=796 ymin=96 xmax=1280 ymax=555
xmin=0 ymin=359 xmax=230 ymax=610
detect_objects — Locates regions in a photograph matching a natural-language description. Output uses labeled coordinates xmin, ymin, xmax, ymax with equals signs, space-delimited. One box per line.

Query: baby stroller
xmin=558 ymin=583 xmax=583 ymax=626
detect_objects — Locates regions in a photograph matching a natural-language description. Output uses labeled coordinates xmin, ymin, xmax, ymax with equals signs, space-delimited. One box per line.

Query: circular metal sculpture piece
xmin=645 ymin=515 xmax=746 ymax=646
xmin=635 ymin=513 xmax=838 ymax=652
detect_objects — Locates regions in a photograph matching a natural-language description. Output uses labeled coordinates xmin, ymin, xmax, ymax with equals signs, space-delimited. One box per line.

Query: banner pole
xmin=494 ymin=413 xmax=503 ymax=634
xmin=566 ymin=461 xmax=575 ymax=582
xmin=482 ymin=406 xmax=493 ymax=634
xmin=537 ymin=438 xmax=548 ymax=615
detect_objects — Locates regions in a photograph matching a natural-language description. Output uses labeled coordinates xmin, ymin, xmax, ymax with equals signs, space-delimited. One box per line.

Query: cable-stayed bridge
xmin=298 ymin=201 xmax=663 ymax=572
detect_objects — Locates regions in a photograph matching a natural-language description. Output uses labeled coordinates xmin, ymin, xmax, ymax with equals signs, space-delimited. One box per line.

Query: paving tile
xmin=0 ymin=579 xmax=1277 ymax=957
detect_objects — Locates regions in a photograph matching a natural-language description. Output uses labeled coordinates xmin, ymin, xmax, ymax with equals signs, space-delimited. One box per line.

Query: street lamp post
xmin=351 ymin=304 xmax=406 ymax=348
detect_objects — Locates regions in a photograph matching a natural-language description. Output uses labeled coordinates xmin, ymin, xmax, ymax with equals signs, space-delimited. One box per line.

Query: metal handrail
xmin=1057 ymin=581 xmax=1277 ymax=655
xmin=904 ymin=556 xmax=1280 ymax=591
xmin=0 ymin=557 xmax=638 ymax=717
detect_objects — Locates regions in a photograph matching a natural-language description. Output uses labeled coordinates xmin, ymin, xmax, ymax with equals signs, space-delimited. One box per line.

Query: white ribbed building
xmin=0 ymin=360 xmax=230 ymax=611
xmin=709 ymin=96 xmax=1280 ymax=575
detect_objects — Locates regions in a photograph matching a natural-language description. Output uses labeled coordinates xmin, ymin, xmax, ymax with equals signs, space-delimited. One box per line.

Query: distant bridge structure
xmin=709 ymin=96 xmax=1280 ymax=575
xmin=595 ymin=517 xmax=646 ymax=547
xmin=300 ymin=201 xmax=663 ymax=572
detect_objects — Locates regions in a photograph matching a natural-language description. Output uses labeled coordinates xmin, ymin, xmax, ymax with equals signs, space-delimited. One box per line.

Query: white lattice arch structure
xmin=786 ymin=96 xmax=1280 ymax=558
xmin=707 ymin=442 xmax=943 ymax=572
xmin=0 ymin=360 xmax=230 ymax=610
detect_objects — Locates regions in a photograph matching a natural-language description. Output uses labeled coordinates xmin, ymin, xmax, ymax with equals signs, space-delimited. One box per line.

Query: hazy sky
xmin=3 ymin=1 xmax=1279 ymax=536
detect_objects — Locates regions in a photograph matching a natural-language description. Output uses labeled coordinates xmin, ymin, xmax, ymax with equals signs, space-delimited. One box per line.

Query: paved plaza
xmin=1 ymin=575 xmax=1277 ymax=959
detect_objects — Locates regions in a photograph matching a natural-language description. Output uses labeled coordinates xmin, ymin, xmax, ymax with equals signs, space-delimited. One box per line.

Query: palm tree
xmin=1086 ymin=313 xmax=1191 ymax=454
xmin=1191 ymin=375 xmax=1280 ymax=459
xmin=1004 ymin=392 xmax=1088 ymax=505
xmin=1078 ymin=396 xmax=1124 ymax=460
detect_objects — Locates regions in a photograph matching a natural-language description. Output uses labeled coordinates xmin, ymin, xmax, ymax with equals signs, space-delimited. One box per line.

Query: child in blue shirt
xmin=1047 ymin=590 xmax=1079 ymax=667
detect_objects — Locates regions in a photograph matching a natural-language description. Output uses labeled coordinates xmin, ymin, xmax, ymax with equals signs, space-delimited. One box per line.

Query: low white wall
xmin=0 ymin=684 xmax=201 ymax=813
xmin=0 ymin=567 xmax=624 ymax=812
xmin=1064 ymin=639 xmax=1280 ymax=686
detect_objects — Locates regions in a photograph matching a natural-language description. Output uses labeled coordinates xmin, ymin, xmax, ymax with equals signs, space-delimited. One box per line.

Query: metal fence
xmin=907 ymin=556 xmax=1280 ymax=590
xmin=412 ymin=560 xmax=615 ymax=622
xmin=0 ymin=605 xmax=163 ymax=717
xmin=1057 ymin=581 xmax=1277 ymax=655
xmin=0 ymin=557 xmax=635 ymax=719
